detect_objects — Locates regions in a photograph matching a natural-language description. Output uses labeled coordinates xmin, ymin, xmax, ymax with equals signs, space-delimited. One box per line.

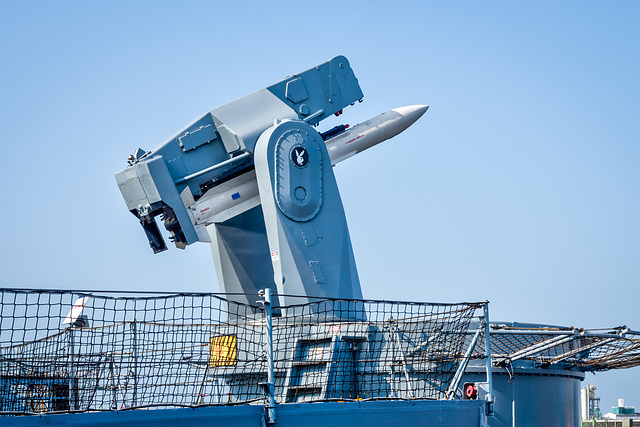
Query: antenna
xmin=63 ymin=296 xmax=90 ymax=327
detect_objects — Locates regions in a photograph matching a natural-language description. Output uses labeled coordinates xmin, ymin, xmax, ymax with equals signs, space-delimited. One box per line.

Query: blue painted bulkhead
xmin=0 ymin=400 xmax=488 ymax=427
xmin=463 ymin=362 xmax=583 ymax=427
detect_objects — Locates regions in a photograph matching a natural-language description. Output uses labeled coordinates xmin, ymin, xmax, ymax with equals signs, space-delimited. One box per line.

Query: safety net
xmin=0 ymin=289 xmax=484 ymax=414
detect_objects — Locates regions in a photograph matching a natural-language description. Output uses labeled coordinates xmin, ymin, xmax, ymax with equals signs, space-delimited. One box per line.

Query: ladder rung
xmin=287 ymin=385 xmax=322 ymax=391
xmin=292 ymin=360 xmax=329 ymax=366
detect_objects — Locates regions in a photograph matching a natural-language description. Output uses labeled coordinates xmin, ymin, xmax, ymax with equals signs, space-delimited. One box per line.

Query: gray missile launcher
xmin=115 ymin=56 xmax=427 ymax=310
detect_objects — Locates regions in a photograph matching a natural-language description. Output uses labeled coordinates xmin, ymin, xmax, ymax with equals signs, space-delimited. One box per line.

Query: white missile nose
xmin=392 ymin=105 xmax=429 ymax=125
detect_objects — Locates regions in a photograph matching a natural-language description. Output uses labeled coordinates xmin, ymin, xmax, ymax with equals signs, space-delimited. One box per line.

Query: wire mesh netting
xmin=0 ymin=289 xmax=485 ymax=415
xmin=466 ymin=325 xmax=640 ymax=372
xmin=271 ymin=299 xmax=483 ymax=403
xmin=0 ymin=290 xmax=266 ymax=413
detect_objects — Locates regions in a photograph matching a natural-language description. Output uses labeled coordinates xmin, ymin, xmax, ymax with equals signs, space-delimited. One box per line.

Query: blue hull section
xmin=0 ymin=400 xmax=487 ymax=427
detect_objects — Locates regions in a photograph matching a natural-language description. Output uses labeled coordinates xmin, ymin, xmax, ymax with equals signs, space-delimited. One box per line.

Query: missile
xmin=325 ymin=104 xmax=429 ymax=165
xmin=185 ymin=169 xmax=261 ymax=227
xmin=186 ymin=105 xmax=429 ymax=230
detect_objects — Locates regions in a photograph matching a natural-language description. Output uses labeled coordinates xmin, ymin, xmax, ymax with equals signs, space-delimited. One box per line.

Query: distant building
xmin=604 ymin=398 xmax=640 ymax=421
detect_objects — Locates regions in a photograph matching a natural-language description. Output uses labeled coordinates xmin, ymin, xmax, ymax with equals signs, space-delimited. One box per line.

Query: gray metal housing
xmin=115 ymin=55 xmax=363 ymax=254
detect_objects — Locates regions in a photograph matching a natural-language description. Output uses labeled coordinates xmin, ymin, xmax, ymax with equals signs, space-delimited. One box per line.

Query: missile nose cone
xmin=392 ymin=105 xmax=429 ymax=125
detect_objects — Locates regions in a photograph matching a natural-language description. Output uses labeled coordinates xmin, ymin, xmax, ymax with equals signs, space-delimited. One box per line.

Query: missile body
xmin=187 ymin=105 xmax=428 ymax=229
xmin=187 ymin=170 xmax=260 ymax=226
xmin=326 ymin=105 xmax=429 ymax=165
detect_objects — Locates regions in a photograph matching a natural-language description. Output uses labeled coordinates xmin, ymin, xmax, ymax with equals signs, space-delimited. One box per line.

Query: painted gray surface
xmin=463 ymin=363 xmax=583 ymax=427
xmin=0 ymin=400 xmax=487 ymax=427
xmin=115 ymin=56 xmax=362 ymax=255
xmin=208 ymin=206 xmax=277 ymax=311
xmin=254 ymin=120 xmax=362 ymax=308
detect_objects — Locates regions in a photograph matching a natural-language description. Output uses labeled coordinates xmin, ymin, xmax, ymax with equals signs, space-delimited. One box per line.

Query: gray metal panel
xmin=208 ymin=206 xmax=277 ymax=312
xmin=211 ymin=88 xmax=297 ymax=153
xmin=274 ymin=134 xmax=323 ymax=222
xmin=267 ymin=55 xmax=364 ymax=126
xmin=115 ymin=166 xmax=148 ymax=211
xmin=178 ymin=124 xmax=217 ymax=152
xmin=254 ymin=120 xmax=363 ymax=310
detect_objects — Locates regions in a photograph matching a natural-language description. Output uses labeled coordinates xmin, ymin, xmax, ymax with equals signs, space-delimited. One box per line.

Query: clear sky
xmin=1 ymin=0 xmax=638 ymax=412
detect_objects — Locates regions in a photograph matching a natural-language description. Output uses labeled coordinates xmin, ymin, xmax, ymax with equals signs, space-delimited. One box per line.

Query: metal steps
xmin=283 ymin=335 xmax=361 ymax=403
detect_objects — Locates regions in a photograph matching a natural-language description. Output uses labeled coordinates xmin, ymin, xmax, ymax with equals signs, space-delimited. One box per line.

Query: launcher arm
xmin=115 ymin=56 xmax=363 ymax=253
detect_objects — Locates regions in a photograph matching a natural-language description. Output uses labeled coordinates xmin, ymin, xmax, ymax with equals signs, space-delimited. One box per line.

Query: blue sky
xmin=1 ymin=1 xmax=639 ymax=411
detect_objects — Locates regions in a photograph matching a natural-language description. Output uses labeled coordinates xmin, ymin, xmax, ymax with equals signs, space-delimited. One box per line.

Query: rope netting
xmin=270 ymin=298 xmax=483 ymax=403
xmin=0 ymin=289 xmax=484 ymax=414
xmin=468 ymin=325 xmax=640 ymax=371
xmin=0 ymin=290 xmax=265 ymax=413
